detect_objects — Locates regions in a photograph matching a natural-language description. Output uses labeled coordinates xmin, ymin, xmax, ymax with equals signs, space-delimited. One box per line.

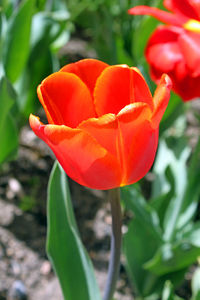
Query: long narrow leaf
xmin=3 ymin=0 xmax=35 ymax=82
xmin=47 ymin=161 xmax=101 ymax=300
xmin=0 ymin=77 xmax=18 ymax=163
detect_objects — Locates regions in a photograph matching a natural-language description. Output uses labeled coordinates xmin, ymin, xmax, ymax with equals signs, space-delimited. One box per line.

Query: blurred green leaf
xmin=180 ymin=222 xmax=200 ymax=248
xmin=0 ymin=77 xmax=15 ymax=130
xmin=0 ymin=113 xmax=18 ymax=163
xmin=0 ymin=77 xmax=18 ymax=164
xmin=160 ymin=93 xmax=184 ymax=134
xmin=192 ymin=267 xmax=200 ymax=300
xmin=162 ymin=281 xmax=174 ymax=300
xmin=122 ymin=186 xmax=162 ymax=240
xmin=115 ymin=36 xmax=133 ymax=66
xmin=177 ymin=137 xmax=200 ymax=229
xmin=122 ymin=185 xmax=186 ymax=297
xmin=0 ymin=12 xmax=6 ymax=77
xmin=0 ymin=11 xmax=2 ymax=39
xmin=132 ymin=15 xmax=158 ymax=63
xmin=16 ymin=46 xmax=53 ymax=116
xmin=144 ymin=241 xmax=200 ymax=275
xmin=90 ymin=6 xmax=117 ymax=64
xmin=31 ymin=10 xmax=69 ymax=48
xmin=161 ymin=281 xmax=184 ymax=300
xmin=151 ymin=133 xmax=200 ymax=237
xmin=19 ymin=195 xmax=36 ymax=211
xmin=47 ymin=161 xmax=101 ymax=300
xmin=151 ymin=139 xmax=190 ymax=241
xmin=122 ymin=186 xmax=162 ymax=295
xmin=3 ymin=0 xmax=35 ymax=82
xmin=16 ymin=6 xmax=70 ymax=117
xmin=124 ymin=218 xmax=160 ymax=296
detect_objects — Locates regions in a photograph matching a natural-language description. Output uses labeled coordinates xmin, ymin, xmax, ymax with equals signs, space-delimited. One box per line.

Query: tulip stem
xmin=103 ymin=188 xmax=122 ymax=300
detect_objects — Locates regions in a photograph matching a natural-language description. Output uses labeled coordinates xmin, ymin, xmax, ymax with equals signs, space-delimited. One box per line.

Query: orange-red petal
xmin=78 ymin=114 xmax=118 ymax=158
xmin=116 ymin=104 xmax=157 ymax=185
xmin=94 ymin=65 xmax=132 ymax=116
xmin=130 ymin=67 xmax=153 ymax=110
xmin=29 ymin=114 xmax=122 ymax=190
xmin=37 ymin=72 xmax=96 ymax=128
xmin=79 ymin=103 xmax=154 ymax=186
xmin=94 ymin=65 xmax=153 ymax=116
xmin=60 ymin=58 xmax=108 ymax=95
xmin=151 ymin=74 xmax=172 ymax=129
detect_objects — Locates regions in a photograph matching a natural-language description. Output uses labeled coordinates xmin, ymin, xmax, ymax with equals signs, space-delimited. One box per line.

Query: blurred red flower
xmin=30 ymin=59 xmax=171 ymax=190
xmin=129 ymin=0 xmax=200 ymax=101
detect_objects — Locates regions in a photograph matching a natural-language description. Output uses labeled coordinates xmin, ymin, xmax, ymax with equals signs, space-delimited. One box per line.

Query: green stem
xmin=103 ymin=188 xmax=122 ymax=300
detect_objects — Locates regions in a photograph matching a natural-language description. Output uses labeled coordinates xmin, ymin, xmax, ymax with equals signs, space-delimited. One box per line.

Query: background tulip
xmin=30 ymin=59 xmax=171 ymax=190
xmin=128 ymin=0 xmax=200 ymax=101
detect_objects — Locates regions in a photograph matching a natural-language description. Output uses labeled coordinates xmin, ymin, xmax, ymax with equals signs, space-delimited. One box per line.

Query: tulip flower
xmin=29 ymin=59 xmax=171 ymax=190
xmin=129 ymin=0 xmax=200 ymax=101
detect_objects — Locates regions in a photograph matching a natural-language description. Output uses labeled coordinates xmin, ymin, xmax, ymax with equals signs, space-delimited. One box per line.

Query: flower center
xmin=184 ymin=19 xmax=200 ymax=33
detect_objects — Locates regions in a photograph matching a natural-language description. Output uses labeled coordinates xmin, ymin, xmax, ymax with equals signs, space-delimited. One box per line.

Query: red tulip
xmin=29 ymin=59 xmax=171 ymax=190
xmin=129 ymin=0 xmax=200 ymax=101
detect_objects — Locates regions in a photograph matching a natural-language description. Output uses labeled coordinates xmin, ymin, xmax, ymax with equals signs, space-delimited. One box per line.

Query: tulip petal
xmin=146 ymin=26 xmax=183 ymax=72
xmin=79 ymin=103 xmax=153 ymax=186
xmin=37 ymin=72 xmax=96 ymax=128
xmin=128 ymin=5 xmax=185 ymax=26
xmin=178 ymin=31 xmax=200 ymax=76
xmin=130 ymin=67 xmax=153 ymax=110
xmin=60 ymin=58 xmax=108 ymax=95
xmin=117 ymin=102 xmax=151 ymax=123
xmin=78 ymin=114 xmax=118 ymax=157
xmin=94 ymin=65 xmax=153 ymax=116
xmin=116 ymin=104 xmax=157 ymax=185
xmin=164 ymin=0 xmax=200 ymax=20
xmin=125 ymin=126 xmax=158 ymax=186
xmin=170 ymin=71 xmax=200 ymax=101
xmin=94 ymin=65 xmax=132 ymax=116
xmin=29 ymin=114 xmax=121 ymax=190
xmin=147 ymin=43 xmax=182 ymax=72
xmin=151 ymin=74 xmax=172 ymax=129
xmin=147 ymin=25 xmax=182 ymax=45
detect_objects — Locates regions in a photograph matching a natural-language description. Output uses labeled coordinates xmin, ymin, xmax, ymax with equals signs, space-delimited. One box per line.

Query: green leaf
xmin=122 ymin=186 xmax=162 ymax=296
xmin=122 ymin=185 xmax=162 ymax=239
xmin=160 ymin=93 xmax=184 ymax=134
xmin=151 ymin=139 xmax=190 ymax=241
xmin=192 ymin=267 xmax=200 ymax=300
xmin=144 ymin=241 xmax=200 ymax=275
xmin=3 ymin=0 xmax=35 ymax=82
xmin=123 ymin=192 xmax=185 ymax=297
xmin=162 ymin=281 xmax=175 ymax=300
xmin=30 ymin=10 xmax=69 ymax=49
xmin=0 ymin=77 xmax=18 ymax=164
xmin=16 ymin=46 xmax=53 ymax=116
xmin=177 ymin=137 xmax=200 ymax=229
xmin=0 ymin=77 xmax=15 ymax=130
xmin=47 ymin=161 xmax=101 ymax=300
xmin=124 ymin=218 xmax=161 ymax=296
xmin=16 ymin=7 xmax=70 ymax=117
xmin=0 ymin=113 xmax=18 ymax=164
xmin=181 ymin=222 xmax=200 ymax=248
xmin=161 ymin=281 xmax=183 ymax=300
